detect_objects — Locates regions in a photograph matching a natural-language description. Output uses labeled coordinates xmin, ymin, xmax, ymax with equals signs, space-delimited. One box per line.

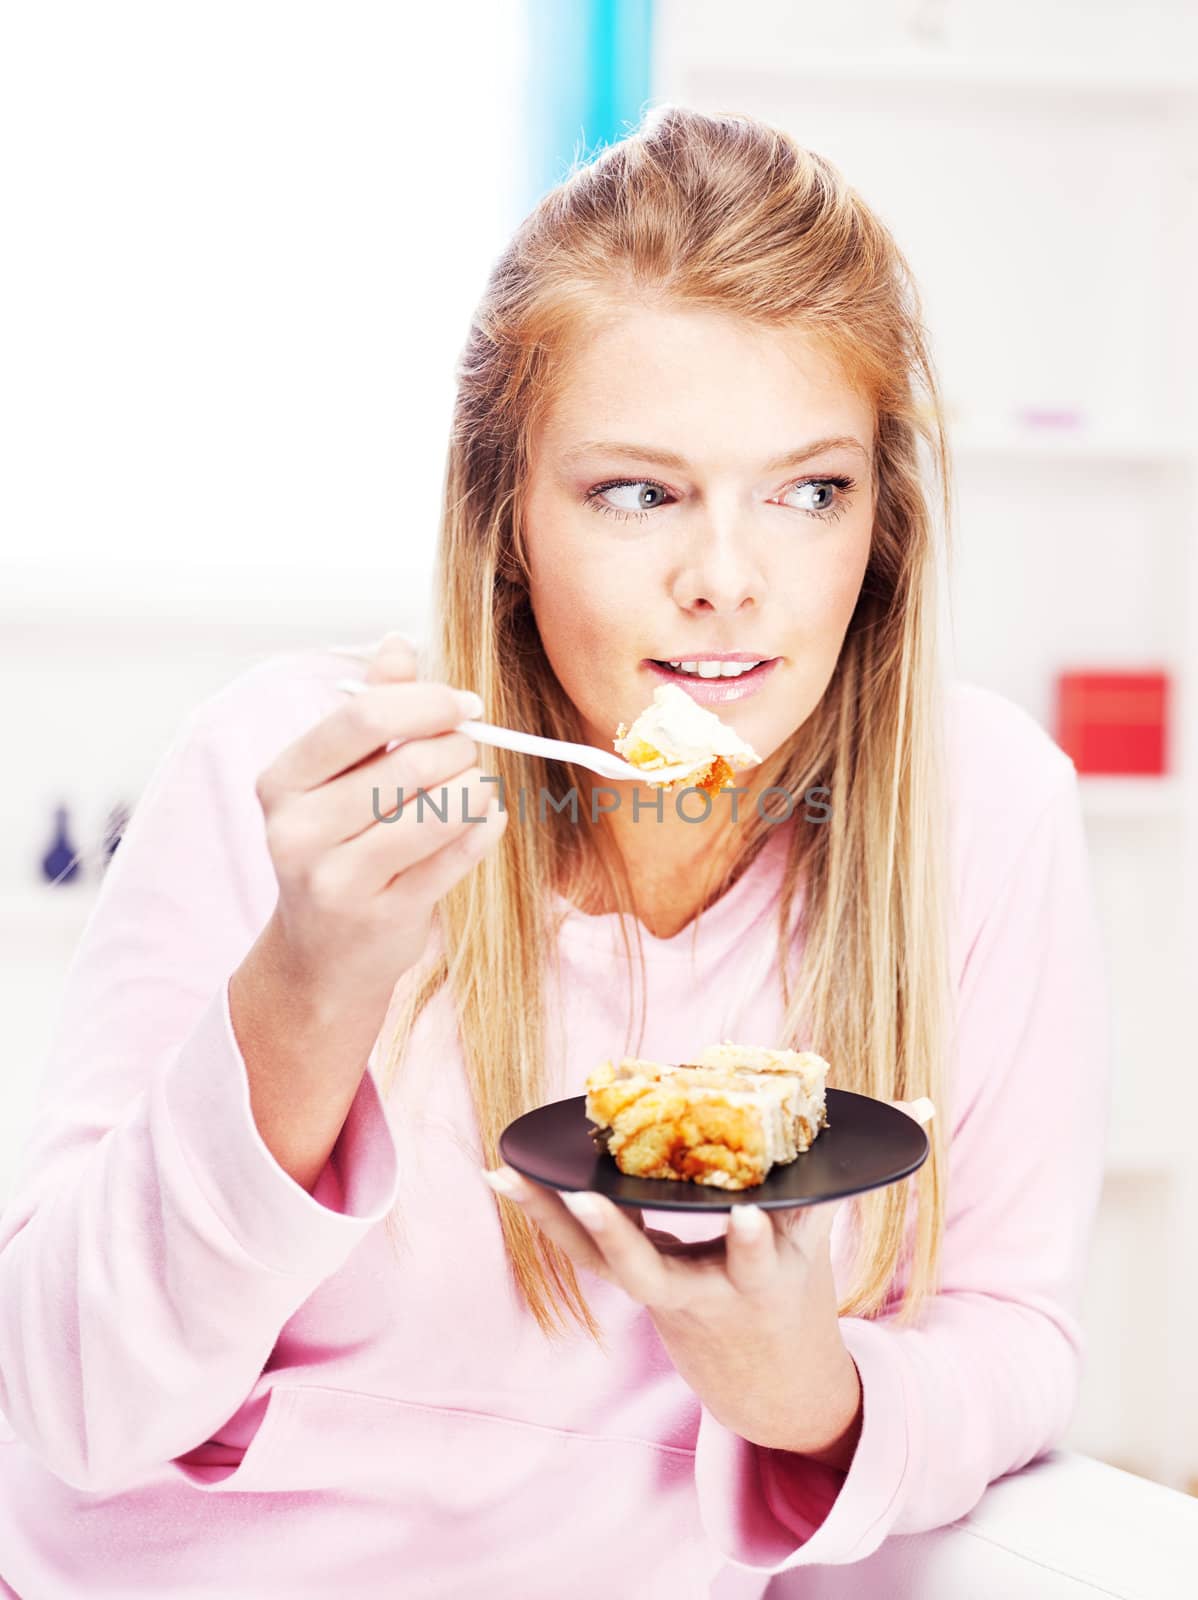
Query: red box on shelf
xmin=1054 ymin=670 xmax=1169 ymax=775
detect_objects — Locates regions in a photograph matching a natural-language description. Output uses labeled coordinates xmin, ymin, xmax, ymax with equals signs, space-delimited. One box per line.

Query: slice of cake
xmin=584 ymin=1042 xmax=830 ymax=1191
xmin=613 ymin=682 xmax=762 ymax=796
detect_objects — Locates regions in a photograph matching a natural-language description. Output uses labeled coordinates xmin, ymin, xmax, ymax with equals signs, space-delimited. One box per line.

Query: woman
xmin=0 ymin=106 xmax=1108 ymax=1598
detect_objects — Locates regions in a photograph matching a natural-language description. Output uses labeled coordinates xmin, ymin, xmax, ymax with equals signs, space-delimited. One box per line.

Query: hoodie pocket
xmin=182 ymin=1382 xmax=717 ymax=1590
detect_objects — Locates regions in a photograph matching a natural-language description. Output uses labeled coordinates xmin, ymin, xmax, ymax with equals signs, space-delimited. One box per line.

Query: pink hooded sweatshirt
xmin=0 ymin=644 xmax=1110 ymax=1599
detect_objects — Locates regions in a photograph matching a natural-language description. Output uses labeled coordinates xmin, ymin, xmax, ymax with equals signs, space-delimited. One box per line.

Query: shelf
xmin=1079 ymin=777 xmax=1184 ymax=820
xmin=1104 ymin=1128 xmax=1189 ymax=1181
xmin=683 ymin=51 xmax=1198 ymax=98
xmin=0 ymin=561 xmax=435 ymax=638
xmin=0 ymin=885 xmax=101 ymax=944
xmin=948 ymin=426 xmax=1193 ymax=467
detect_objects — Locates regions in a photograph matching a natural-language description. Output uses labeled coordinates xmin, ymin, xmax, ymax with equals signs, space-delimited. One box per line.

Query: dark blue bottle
xmin=41 ymin=803 xmax=82 ymax=885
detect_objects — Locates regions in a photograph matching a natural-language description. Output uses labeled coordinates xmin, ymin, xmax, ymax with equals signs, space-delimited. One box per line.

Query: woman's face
xmin=522 ymin=306 xmax=876 ymax=768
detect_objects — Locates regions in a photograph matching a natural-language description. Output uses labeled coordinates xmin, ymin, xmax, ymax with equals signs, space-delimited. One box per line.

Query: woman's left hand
xmin=480 ymin=1096 xmax=932 ymax=1463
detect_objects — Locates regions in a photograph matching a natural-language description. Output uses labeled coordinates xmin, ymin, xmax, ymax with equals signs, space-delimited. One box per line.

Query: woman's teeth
xmin=662 ymin=659 xmax=764 ymax=679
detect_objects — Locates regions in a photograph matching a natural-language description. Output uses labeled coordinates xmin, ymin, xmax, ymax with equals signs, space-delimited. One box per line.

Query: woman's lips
xmin=643 ymin=658 xmax=780 ymax=704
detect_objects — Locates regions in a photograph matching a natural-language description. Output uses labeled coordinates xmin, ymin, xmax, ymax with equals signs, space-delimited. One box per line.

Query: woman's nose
xmin=670 ymin=518 xmax=765 ymax=615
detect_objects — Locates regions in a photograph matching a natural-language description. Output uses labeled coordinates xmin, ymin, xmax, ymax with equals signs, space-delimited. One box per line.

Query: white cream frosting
xmin=613 ymin=682 xmax=761 ymax=776
xmin=693 ymin=1041 xmax=830 ymax=1100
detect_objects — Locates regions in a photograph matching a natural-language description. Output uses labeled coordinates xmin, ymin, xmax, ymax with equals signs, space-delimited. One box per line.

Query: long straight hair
xmin=379 ymin=105 xmax=954 ymax=1345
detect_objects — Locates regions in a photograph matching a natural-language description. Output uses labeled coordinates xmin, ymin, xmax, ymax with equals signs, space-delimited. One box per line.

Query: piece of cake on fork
xmin=613 ymin=682 xmax=762 ymax=796
xmin=584 ymin=1041 xmax=831 ymax=1191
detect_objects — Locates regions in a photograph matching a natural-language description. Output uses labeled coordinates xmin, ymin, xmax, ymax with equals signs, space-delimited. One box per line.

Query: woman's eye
xmin=585 ymin=479 xmax=672 ymax=520
xmin=585 ymin=473 xmax=854 ymax=523
xmin=781 ymin=477 xmax=853 ymax=518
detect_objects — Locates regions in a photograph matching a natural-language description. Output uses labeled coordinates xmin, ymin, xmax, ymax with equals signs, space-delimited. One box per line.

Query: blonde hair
xmin=380 ymin=104 xmax=954 ymax=1346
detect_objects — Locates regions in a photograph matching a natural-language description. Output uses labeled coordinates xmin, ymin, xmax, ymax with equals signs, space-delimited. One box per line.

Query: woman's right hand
xmin=252 ymin=631 xmax=507 ymax=1023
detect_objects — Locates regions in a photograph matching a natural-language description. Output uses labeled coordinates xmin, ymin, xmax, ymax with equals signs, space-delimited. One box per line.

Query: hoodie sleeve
xmin=692 ymin=753 xmax=1112 ymax=1573
xmin=0 ymin=656 xmax=401 ymax=1495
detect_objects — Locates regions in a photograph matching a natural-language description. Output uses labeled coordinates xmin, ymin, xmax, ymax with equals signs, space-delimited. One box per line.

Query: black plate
xmin=499 ymin=1088 xmax=929 ymax=1213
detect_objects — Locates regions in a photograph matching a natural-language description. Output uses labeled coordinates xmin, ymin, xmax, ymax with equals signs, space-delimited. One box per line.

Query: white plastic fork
xmin=333 ymin=676 xmax=697 ymax=785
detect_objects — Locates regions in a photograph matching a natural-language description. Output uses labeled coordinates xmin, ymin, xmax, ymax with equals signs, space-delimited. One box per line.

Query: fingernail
xmin=455 ymin=690 xmax=485 ymax=720
xmin=482 ymin=1166 xmax=523 ymax=1199
xmin=561 ymin=1191 xmax=605 ymax=1228
xmin=729 ymin=1203 xmax=767 ymax=1237
xmin=904 ymin=1097 xmax=936 ymax=1126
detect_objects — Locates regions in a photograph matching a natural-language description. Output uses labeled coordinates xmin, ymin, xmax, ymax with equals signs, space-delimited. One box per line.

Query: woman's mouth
xmin=644 ymin=657 xmax=780 ymax=704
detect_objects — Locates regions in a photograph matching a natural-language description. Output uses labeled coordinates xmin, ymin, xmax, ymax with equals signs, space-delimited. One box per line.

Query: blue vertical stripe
xmin=522 ymin=0 xmax=655 ymax=210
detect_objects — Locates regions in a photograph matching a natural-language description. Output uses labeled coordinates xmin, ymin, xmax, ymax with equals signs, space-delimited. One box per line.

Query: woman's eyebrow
xmin=561 ymin=436 xmax=870 ymax=471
